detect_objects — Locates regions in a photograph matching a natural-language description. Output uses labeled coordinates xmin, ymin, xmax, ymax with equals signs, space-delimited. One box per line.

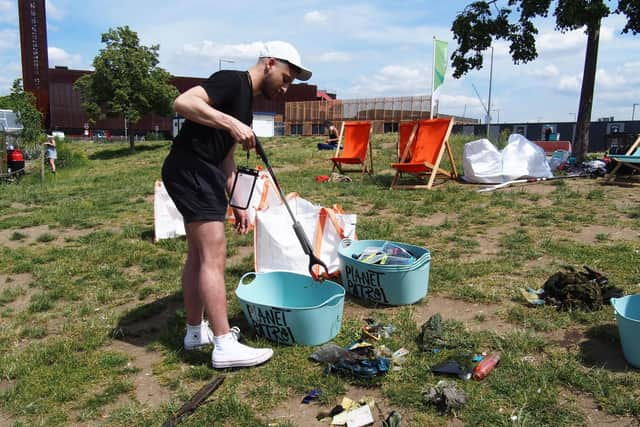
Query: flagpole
xmin=430 ymin=36 xmax=436 ymax=119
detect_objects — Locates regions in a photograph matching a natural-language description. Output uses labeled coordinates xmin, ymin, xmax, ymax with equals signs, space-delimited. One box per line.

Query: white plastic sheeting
xmin=462 ymin=134 xmax=553 ymax=184
xmin=153 ymin=181 xmax=186 ymax=241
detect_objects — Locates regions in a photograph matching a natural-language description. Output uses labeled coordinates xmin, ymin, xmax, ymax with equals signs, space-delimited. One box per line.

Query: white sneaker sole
xmin=211 ymin=349 xmax=273 ymax=369
xmin=184 ymin=342 xmax=211 ymax=351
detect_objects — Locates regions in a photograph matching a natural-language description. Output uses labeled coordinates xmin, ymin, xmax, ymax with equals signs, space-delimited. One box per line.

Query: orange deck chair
xmin=397 ymin=121 xmax=420 ymax=163
xmin=390 ymin=117 xmax=458 ymax=189
xmin=330 ymin=121 xmax=374 ymax=178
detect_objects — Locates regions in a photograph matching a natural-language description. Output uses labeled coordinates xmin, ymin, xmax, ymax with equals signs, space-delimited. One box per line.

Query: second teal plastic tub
xmin=337 ymin=239 xmax=431 ymax=305
xmin=611 ymin=295 xmax=640 ymax=368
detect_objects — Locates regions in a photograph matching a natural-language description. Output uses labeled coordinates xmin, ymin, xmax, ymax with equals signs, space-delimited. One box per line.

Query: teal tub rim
xmin=611 ymin=294 xmax=640 ymax=323
xmin=236 ymin=271 xmax=345 ymax=312
xmin=338 ymin=238 xmax=431 ymax=272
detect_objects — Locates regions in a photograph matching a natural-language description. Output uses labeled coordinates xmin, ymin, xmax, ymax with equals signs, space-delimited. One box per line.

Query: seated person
xmin=317 ymin=120 xmax=340 ymax=150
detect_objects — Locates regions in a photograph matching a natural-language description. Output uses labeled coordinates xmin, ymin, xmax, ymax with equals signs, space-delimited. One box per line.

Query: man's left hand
xmin=233 ymin=208 xmax=250 ymax=234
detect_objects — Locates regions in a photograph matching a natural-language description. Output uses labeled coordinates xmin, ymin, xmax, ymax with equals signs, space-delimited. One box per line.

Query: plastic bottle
xmin=472 ymin=353 xmax=500 ymax=380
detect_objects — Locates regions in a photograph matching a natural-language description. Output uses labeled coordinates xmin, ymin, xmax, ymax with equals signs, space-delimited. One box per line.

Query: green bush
xmin=55 ymin=139 xmax=88 ymax=169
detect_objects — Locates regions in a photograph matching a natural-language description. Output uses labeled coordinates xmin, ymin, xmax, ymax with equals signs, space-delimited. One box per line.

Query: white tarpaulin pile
xmin=462 ymin=134 xmax=553 ymax=184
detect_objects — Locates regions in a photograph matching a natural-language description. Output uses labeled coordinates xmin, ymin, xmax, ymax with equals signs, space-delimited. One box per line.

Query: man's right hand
xmin=228 ymin=120 xmax=256 ymax=151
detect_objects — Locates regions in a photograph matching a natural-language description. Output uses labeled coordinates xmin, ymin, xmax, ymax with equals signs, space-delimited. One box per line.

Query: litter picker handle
xmin=254 ymin=135 xmax=329 ymax=280
xmin=255 ymin=138 xmax=270 ymax=168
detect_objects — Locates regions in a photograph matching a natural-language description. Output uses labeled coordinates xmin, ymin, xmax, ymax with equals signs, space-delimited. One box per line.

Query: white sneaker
xmin=211 ymin=330 xmax=273 ymax=369
xmin=183 ymin=321 xmax=215 ymax=350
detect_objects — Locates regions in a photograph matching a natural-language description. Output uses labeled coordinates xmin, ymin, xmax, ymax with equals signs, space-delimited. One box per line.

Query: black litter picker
xmin=254 ymin=137 xmax=329 ymax=280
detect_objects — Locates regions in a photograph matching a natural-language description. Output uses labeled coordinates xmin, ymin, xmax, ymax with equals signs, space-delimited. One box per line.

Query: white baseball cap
xmin=259 ymin=41 xmax=312 ymax=81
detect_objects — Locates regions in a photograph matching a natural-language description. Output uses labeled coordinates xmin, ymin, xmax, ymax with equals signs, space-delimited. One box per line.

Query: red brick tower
xmin=17 ymin=0 xmax=50 ymax=129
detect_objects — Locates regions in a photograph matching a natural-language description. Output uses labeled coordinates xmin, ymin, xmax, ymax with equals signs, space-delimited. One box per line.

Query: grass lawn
xmin=0 ymin=133 xmax=639 ymax=426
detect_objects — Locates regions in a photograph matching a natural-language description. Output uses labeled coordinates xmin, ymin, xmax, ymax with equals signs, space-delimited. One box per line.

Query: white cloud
xmin=48 ymin=46 xmax=82 ymax=67
xmin=45 ymin=0 xmax=64 ymax=20
xmin=0 ymin=0 xmax=17 ymax=24
xmin=179 ymin=41 xmax=264 ymax=62
xmin=313 ymin=51 xmax=350 ymax=62
xmin=304 ymin=10 xmax=327 ymax=24
xmin=537 ymin=28 xmax=585 ymax=52
xmin=350 ymin=65 xmax=428 ymax=96
xmin=440 ymin=93 xmax=483 ymax=112
xmin=599 ymin=25 xmax=614 ymax=42
xmin=556 ymin=74 xmax=581 ymax=92
xmin=522 ymin=64 xmax=560 ymax=78
xmin=0 ymin=62 xmax=21 ymax=95
xmin=595 ymin=68 xmax=627 ymax=90
xmin=0 ymin=29 xmax=17 ymax=53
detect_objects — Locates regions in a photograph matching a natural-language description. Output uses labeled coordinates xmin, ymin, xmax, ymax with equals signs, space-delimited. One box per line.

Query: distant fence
xmin=285 ymin=96 xmax=437 ymax=136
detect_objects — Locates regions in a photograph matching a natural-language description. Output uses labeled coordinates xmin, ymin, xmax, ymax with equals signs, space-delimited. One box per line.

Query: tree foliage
xmin=451 ymin=0 xmax=638 ymax=79
xmin=74 ymin=26 xmax=178 ymax=149
xmin=0 ymin=78 xmax=44 ymax=145
xmin=450 ymin=1 xmax=639 ymax=161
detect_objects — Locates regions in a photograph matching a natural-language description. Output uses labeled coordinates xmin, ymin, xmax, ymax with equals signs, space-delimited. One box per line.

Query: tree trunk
xmin=573 ymin=20 xmax=600 ymax=162
xmin=129 ymin=133 xmax=135 ymax=151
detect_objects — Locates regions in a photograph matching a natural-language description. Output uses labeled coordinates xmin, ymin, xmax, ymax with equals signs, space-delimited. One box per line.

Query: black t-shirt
xmin=173 ymin=70 xmax=253 ymax=165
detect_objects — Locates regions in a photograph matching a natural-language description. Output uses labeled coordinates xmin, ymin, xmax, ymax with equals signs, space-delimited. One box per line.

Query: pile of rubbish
xmin=310 ymin=319 xmax=408 ymax=379
xmin=417 ymin=313 xmax=503 ymax=414
xmin=521 ymin=265 xmax=624 ymax=310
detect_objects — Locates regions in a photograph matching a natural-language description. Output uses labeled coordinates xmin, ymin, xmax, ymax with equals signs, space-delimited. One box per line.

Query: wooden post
xmin=41 ymin=144 xmax=45 ymax=184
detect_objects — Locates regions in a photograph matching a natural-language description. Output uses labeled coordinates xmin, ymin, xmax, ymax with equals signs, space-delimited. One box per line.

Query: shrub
xmin=55 ymin=139 xmax=88 ymax=169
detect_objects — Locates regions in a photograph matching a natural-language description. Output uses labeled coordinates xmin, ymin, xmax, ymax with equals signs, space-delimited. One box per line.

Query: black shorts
xmin=161 ymin=147 xmax=228 ymax=223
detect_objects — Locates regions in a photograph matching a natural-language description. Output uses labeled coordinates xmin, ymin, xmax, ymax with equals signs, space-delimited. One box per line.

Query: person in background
xmin=44 ymin=135 xmax=57 ymax=173
xmin=325 ymin=120 xmax=339 ymax=145
xmin=317 ymin=120 xmax=340 ymax=151
xmin=161 ymin=41 xmax=312 ymax=369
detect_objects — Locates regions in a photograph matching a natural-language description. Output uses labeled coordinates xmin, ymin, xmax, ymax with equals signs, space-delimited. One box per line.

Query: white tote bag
xmin=254 ymin=194 xmax=357 ymax=277
xmin=153 ymin=180 xmax=186 ymax=241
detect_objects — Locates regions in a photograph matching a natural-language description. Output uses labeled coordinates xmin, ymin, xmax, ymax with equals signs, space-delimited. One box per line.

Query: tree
xmin=0 ymin=79 xmax=44 ymax=146
xmin=450 ymin=0 xmax=639 ymax=162
xmin=74 ymin=26 xmax=178 ymax=150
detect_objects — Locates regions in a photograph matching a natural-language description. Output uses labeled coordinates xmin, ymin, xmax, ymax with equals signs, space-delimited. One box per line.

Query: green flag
xmin=433 ymin=39 xmax=448 ymax=93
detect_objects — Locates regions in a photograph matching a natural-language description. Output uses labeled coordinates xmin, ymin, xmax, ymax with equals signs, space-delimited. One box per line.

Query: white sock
xmin=213 ymin=332 xmax=235 ymax=351
xmin=186 ymin=321 xmax=204 ymax=335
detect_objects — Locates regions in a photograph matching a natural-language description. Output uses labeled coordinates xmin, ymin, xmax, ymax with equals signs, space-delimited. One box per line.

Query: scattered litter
xmin=315 ymin=175 xmax=330 ymax=183
xmin=344 ymin=405 xmax=374 ymax=427
xmin=423 ymin=380 xmax=467 ymax=414
xmin=472 ymin=353 xmax=500 ymax=381
xmin=310 ymin=342 xmax=360 ymax=364
xmin=330 ymin=172 xmax=352 ymax=182
xmin=326 ymin=357 xmax=390 ymax=378
xmin=302 ymin=389 xmax=321 ymax=404
xmin=330 ymin=397 xmax=375 ymax=426
xmin=521 ymin=355 xmax=536 ymax=363
xmin=316 ymin=404 xmax=344 ymax=421
xmin=418 ymin=313 xmax=445 ymax=352
xmin=381 ymin=411 xmax=402 ymax=427
xmin=362 ymin=319 xmax=396 ymax=340
xmin=430 ymin=360 xmax=472 ymax=380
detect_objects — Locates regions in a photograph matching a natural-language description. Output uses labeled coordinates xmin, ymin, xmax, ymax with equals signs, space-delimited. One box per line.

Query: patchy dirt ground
xmin=1 ymin=180 xmax=639 ymax=426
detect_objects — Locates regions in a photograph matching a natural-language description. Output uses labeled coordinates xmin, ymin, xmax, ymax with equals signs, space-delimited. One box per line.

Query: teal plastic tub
xmin=611 ymin=295 xmax=640 ymax=368
xmin=337 ymin=239 xmax=431 ymax=305
xmin=235 ymin=271 xmax=345 ymax=346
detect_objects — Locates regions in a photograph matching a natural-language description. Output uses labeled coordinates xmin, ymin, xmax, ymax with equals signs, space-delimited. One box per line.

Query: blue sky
xmin=0 ymin=0 xmax=638 ymax=124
